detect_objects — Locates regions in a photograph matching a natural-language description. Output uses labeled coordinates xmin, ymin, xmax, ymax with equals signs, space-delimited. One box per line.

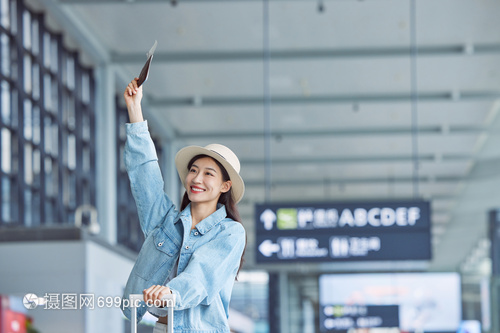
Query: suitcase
xmin=129 ymin=294 xmax=176 ymax=333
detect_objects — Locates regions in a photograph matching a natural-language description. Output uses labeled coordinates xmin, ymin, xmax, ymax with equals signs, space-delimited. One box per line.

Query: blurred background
xmin=0 ymin=0 xmax=500 ymax=332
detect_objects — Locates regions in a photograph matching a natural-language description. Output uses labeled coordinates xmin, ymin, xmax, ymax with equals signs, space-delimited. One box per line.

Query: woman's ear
xmin=221 ymin=180 xmax=232 ymax=193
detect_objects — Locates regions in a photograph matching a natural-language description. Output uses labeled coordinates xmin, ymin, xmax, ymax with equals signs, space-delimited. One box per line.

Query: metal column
xmin=95 ymin=64 xmax=117 ymax=244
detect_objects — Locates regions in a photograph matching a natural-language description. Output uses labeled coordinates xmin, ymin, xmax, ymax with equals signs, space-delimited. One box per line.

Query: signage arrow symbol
xmin=259 ymin=240 xmax=280 ymax=257
xmin=260 ymin=209 xmax=277 ymax=230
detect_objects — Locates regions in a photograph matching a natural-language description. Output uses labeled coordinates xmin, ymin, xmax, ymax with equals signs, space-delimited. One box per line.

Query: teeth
xmin=191 ymin=187 xmax=204 ymax=192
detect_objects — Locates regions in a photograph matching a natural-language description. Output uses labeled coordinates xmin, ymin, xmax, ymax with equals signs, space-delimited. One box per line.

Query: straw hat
xmin=175 ymin=144 xmax=245 ymax=203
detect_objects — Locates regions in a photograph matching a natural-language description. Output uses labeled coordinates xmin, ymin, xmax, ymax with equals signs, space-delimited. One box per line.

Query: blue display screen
xmin=255 ymin=200 xmax=431 ymax=263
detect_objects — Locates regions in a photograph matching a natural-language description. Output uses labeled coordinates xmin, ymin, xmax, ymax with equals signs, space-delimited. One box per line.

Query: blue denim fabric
xmin=121 ymin=121 xmax=246 ymax=333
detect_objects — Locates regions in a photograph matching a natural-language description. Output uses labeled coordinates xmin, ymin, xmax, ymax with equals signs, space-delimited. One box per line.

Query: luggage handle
xmin=129 ymin=293 xmax=175 ymax=333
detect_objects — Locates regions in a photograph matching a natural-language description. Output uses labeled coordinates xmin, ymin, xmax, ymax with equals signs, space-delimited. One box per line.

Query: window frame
xmin=0 ymin=0 xmax=96 ymax=227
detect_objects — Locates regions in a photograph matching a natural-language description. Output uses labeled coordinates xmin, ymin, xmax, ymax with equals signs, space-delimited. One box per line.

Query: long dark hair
xmin=180 ymin=154 xmax=246 ymax=276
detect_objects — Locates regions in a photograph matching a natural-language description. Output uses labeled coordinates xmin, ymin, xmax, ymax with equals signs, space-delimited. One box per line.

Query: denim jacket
xmin=121 ymin=121 xmax=246 ymax=332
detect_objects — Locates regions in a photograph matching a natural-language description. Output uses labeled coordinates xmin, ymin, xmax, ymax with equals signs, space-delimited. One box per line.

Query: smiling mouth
xmin=190 ymin=186 xmax=205 ymax=193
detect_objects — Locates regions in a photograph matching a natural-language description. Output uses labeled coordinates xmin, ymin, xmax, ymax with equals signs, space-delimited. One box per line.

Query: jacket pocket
xmin=133 ymin=228 xmax=179 ymax=281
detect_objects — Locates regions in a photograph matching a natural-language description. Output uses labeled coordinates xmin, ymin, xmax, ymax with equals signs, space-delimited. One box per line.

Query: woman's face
xmin=185 ymin=157 xmax=232 ymax=205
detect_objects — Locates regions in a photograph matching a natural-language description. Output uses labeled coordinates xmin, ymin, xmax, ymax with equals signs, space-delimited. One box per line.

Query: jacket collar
xmin=178 ymin=203 xmax=227 ymax=235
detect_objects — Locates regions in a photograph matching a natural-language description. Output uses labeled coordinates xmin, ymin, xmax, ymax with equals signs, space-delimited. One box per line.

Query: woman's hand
xmin=143 ymin=285 xmax=173 ymax=308
xmin=123 ymin=77 xmax=144 ymax=123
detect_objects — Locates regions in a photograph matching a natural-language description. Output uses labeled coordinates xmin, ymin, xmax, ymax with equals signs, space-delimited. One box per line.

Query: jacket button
xmin=194 ymin=232 xmax=199 ymax=236
xmin=158 ymin=242 xmax=163 ymax=246
xmin=185 ymin=246 xmax=190 ymax=250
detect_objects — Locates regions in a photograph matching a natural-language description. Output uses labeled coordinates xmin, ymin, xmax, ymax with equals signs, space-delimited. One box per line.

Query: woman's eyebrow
xmin=205 ymin=167 xmax=218 ymax=173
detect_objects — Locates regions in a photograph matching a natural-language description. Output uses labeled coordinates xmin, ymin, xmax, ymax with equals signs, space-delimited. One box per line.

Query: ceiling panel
xmin=73 ymin=2 xmax=264 ymax=52
xmin=157 ymin=101 xmax=492 ymax=133
xmin=240 ymin=160 xmax=471 ymax=181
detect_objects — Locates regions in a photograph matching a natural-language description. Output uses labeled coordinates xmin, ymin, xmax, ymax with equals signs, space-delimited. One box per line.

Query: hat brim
xmin=175 ymin=146 xmax=245 ymax=204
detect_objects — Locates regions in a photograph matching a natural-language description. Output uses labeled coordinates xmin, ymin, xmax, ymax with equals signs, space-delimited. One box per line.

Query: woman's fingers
xmin=125 ymin=83 xmax=133 ymax=96
xmin=155 ymin=287 xmax=171 ymax=300
xmin=151 ymin=285 xmax=163 ymax=300
xmin=157 ymin=288 xmax=171 ymax=308
xmin=152 ymin=285 xmax=170 ymax=300
xmin=128 ymin=78 xmax=139 ymax=94
xmin=144 ymin=285 xmax=161 ymax=298
xmin=125 ymin=78 xmax=141 ymax=96
xmin=143 ymin=285 xmax=171 ymax=306
xmin=143 ymin=284 xmax=161 ymax=302
xmin=128 ymin=83 xmax=137 ymax=95
xmin=142 ymin=285 xmax=172 ymax=308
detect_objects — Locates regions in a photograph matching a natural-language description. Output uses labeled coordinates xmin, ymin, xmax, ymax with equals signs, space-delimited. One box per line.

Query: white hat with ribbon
xmin=175 ymin=144 xmax=245 ymax=203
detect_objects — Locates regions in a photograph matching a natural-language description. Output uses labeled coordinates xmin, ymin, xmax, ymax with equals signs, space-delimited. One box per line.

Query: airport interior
xmin=1 ymin=0 xmax=500 ymax=332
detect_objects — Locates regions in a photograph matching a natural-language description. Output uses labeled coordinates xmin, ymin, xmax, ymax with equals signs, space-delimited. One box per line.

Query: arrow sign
xmin=260 ymin=209 xmax=277 ymax=230
xmin=259 ymin=240 xmax=280 ymax=257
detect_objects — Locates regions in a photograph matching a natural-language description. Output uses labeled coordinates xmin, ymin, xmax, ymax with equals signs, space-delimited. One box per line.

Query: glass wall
xmin=0 ymin=0 xmax=95 ymax=227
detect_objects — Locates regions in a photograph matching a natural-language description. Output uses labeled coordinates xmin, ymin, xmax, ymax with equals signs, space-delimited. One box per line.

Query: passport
xmin=137 ymin=40 xmax=158 ymax=87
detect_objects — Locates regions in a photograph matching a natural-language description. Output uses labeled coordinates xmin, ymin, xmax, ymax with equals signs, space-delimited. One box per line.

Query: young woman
xmin=121 ymin=78 xmax=246 ymax=333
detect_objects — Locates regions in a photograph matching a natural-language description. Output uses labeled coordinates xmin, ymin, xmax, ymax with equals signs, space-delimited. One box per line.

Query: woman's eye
xmin=189 ymin=168 xmax=196 ymax=173
xmin=206 ymin=172 xmax=213 ymax=177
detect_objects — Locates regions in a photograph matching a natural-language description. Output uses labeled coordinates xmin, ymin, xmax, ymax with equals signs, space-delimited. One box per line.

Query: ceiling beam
xmin=239 ymin=153 xmax=470 ymax=165
xmin=177 ymin=125 xmax=488 ymax=140
xmin=244 ymin=174 xmax=464 ymax=187
xmin=149 ymin=90 xmax=500 ymax=107
xmin=112 ymin=43 xmax=500 ymax=64
xmin=240 ymin=157 xmax=498 ymax=185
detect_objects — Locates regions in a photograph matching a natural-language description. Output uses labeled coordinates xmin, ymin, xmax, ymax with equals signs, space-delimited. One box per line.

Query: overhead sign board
xmin=255 ymin=200 xmax=431 ymax=263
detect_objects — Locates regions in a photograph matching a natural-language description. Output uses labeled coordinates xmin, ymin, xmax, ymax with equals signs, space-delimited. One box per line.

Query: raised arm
xmin=123 ymin=78 xmax=177 ymax=237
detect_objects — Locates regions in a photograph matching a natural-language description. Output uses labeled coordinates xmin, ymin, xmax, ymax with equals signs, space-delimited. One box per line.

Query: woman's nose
xmin=192 ymin=173 xmax=203 ymax=183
